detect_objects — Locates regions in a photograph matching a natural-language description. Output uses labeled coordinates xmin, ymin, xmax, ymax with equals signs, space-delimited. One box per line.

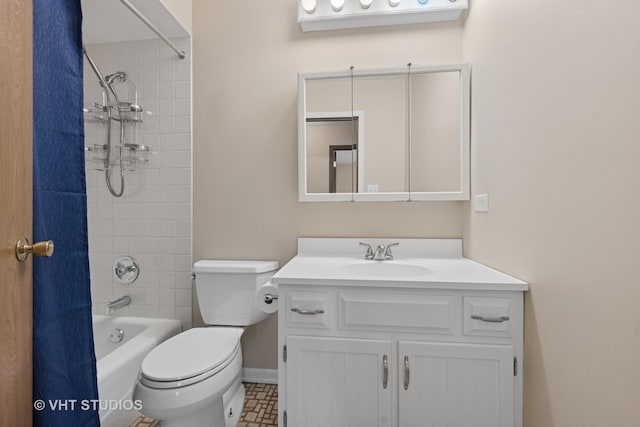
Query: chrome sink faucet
xmin=359 ymin=242 xmax=399 ymax=260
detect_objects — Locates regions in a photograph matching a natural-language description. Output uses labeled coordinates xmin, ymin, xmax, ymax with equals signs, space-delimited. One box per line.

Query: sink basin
xmin=340 ymin=262 xmax=433 ymax=278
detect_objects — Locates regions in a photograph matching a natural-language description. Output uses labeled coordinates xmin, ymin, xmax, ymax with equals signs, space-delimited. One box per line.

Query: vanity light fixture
xmin=301 ymin=0 xmax=317 ymax=14
xmin=330 ymin=0 xmax=345 ymax=11
xmin=298 ymin=0 xmax=468 ymax=32
xmin=360 ymin=0 xmax=374 ymax=9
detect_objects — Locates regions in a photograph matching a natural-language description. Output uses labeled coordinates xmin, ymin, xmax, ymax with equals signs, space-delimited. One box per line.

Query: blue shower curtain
xmin=32 ymin=0 xmax=99 ymax=426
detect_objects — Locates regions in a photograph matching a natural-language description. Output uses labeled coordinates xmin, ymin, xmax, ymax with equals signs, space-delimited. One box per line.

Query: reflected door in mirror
xmin=306 ymin=117 xmax=359 ymax=193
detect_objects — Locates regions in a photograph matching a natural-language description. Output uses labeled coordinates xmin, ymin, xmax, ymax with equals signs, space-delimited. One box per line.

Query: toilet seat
xmin=139 ymin=328 xmax=242 ymax=390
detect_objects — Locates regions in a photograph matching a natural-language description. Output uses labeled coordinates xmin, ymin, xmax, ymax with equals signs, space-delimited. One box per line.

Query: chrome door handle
xmin=382 ymin=354 xmax=388 ymax=389
xmin=471 ymin=314 xmax=510 ymax=323
xmin=290 ymin=308 xmax=325 ymax=315
xmin=15 ymin=238 xmax=54 ymax=262
xmin=404 ymin=356 xmax=410 ymax=390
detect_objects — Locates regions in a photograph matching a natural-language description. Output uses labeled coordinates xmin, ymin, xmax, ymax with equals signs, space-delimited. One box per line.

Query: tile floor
xmin=129 ymin=416 xmax=159 ymax=427
xmin=130 ymin=383 xmax=278 ymax=427
xmin=239 ymin=383 xmax=278 ymax=427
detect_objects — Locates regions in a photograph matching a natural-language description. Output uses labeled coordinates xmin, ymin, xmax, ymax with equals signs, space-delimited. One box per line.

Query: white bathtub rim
xmin=93 ymin=315 xmax=182 ymax=423
xmin=94 ymin=315 xmax=182 ymax=383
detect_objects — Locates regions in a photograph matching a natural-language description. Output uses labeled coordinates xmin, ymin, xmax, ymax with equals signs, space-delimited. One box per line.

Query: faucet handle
xmin=384 ymin=242 xmax=399 ymax=260
xmin=359 ymin=242 xmax=374 ymax=260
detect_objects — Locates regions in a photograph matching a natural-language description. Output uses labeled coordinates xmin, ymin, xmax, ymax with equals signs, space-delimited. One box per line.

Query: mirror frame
xmin=298 ymin=63 xmax=470 ymax=202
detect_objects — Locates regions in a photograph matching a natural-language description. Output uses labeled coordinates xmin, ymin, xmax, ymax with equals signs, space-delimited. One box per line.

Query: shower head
xmin=104 ymin=71 xmax=127 ymax=85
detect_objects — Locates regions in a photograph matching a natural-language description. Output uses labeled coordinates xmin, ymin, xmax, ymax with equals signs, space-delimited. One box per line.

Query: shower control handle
xmin=15 ymin=238 xmax=54 ymax=262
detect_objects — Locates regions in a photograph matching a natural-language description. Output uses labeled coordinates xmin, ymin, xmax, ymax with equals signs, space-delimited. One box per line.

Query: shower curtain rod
xmin=119 ymin=0 xmax=186 ymax=59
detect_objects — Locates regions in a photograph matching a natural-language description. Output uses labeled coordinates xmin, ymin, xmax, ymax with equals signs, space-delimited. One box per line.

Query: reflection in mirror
xmin=299 ymin=64 xmax=470 ymax=201
xmin=305 ymin=77 xmax=359 ymax=195
xmin=330 ymin=144 xmax=357 ymax=193
xmin=410 ymin=71 xmax=461 ymax=192
xmin=353 ymin=74 xmax=407 ymax=193
xmin=305 ymin=115 xmax=360 ymax=193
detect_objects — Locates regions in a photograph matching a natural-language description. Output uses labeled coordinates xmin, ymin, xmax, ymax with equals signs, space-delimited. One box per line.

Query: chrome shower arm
xmin=83 ymin=47 xmax=110 ymax=103
xmin=83 ymin=47 xmax=123 ymax=107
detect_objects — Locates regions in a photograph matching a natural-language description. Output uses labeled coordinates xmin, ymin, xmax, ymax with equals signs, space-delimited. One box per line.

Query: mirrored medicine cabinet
xmin=298 ymin=63 xmax=470 ymax=202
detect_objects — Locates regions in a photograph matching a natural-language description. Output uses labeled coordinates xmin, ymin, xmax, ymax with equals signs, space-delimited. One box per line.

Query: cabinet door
xmin=399 ymin=341 xmax=514 ymax=427
xmin=286 ymin=336 xmax=392 ymax=427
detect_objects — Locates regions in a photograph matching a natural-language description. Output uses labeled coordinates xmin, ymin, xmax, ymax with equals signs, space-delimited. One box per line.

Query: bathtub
xmin=93 ymin=315 xmax=182 ymax=423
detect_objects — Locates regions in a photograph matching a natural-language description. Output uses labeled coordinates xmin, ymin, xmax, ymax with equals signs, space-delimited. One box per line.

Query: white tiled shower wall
xmin=84 ymin=37 xmax=192 ymax=328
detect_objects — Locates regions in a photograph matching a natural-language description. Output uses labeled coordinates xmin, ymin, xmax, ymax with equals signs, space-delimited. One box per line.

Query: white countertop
xmin=271 ymin=238 xmax=528 ymax=291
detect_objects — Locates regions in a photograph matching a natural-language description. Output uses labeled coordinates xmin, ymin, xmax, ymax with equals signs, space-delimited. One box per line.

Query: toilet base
xmin=161 ymin=398 xmax=225 ymax=427
xmin=148 ymin=380 xmax=245 ymax=427
xmin=222 ymin=378 xmax=245 ymax=427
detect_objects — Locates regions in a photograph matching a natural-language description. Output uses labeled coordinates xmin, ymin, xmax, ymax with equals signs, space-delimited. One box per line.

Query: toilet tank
xmin=193 ymin=260 xmax=278 ymax=326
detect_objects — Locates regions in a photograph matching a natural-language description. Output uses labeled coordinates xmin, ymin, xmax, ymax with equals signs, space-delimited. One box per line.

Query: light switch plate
xmin=474 ymin=194 xmax=489 ymax=212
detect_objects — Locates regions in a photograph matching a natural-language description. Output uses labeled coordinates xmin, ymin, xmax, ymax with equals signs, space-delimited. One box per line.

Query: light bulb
xmin=331 ymin=0 xmax=345 ymax=11
xmin=389 ymin=0 xmax=401 ymax=6
xmin=360 ymin=0 xmax=373 ymax=9
xmin=418 ymin=0 xmax=429 ymax=4
xmin=301 ymin=0 xmax=317 ymax=14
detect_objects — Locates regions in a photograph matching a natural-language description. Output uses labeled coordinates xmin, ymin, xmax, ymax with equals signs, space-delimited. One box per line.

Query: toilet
xmin=133 ymin=260 xmax=279 ymax=427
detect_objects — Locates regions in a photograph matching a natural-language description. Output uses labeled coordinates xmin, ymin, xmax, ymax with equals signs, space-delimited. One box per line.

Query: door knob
xmin=15 ymin=238 xmax=54 ymax=262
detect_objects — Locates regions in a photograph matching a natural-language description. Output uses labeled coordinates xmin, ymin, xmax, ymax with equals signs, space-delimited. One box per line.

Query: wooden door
xmin=286 ymin=336 xmax=392 ymax=427
xmin=0 ymin=0 xmax=33 ymax=426
xmin=398 ymin=341 xmax=514 ymax=427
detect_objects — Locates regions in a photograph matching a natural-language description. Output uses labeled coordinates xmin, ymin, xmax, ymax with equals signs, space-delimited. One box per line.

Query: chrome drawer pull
xmin=404 ymin=356 xmax=410 ymax=390
xmin=382 ymin=354 xmax=388 ymax=389
xmin=471 ymin=314 xmax=510 ymax=323
xmin=291 ymin=308 xmax=325 ymax=315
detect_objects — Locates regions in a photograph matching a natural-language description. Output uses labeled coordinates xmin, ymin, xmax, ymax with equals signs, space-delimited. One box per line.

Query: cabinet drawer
xmin=286 ymin=291 xmax=333 ymax=329
xmin=339 ymin=292 xmax=458 ymax=334
xmin=463 ymin=296 xmax=514 ymax=337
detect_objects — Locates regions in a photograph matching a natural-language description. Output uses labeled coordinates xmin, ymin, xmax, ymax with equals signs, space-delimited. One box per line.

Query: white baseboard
xmin=243 ymin=368 xmax=278 ymax=385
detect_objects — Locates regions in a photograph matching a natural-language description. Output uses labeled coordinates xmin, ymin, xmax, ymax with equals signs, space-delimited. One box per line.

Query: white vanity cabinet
xmin=398 ymin=340 xmax=514 ymax=427
xmin=285 ymin=335 xmax=393 ymax=426
xmin=272 ymin=238 xmax=528 ymax=427
xmin=277 ymin=287 xmax=524 ymax=427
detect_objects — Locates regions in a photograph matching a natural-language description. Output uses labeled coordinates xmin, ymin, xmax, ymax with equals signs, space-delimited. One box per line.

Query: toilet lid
xmin=141 ymin=328 xmax=241 ymax=382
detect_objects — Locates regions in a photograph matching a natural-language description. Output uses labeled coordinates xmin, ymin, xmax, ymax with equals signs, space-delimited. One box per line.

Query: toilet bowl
xmin=133 ymin=260 xmax=278 ymax=427
xmin=134 ymin=327 xmax=245 ymax=427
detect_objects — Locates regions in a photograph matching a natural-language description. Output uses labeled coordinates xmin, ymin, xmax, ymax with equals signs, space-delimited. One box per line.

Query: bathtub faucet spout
xmin=106 ymin=295 xmax=131 ymax=315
